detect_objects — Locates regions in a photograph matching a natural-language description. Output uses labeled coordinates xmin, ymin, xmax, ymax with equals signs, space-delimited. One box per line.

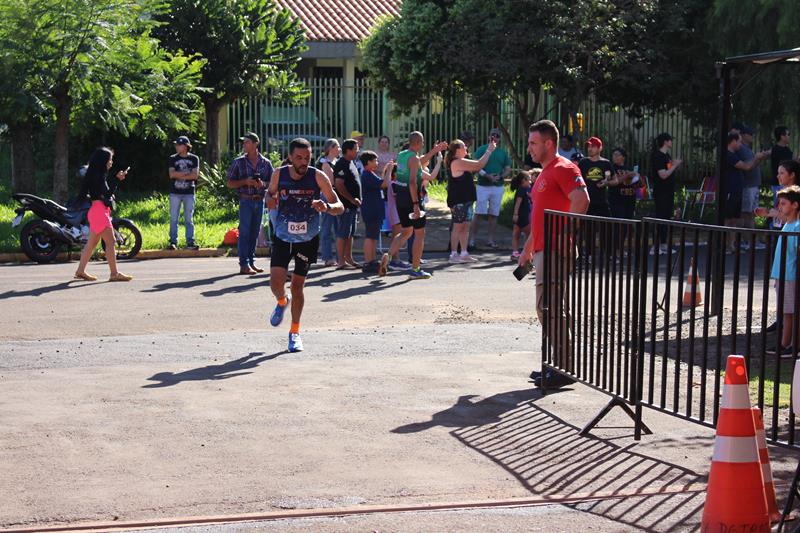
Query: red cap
xmin=586 ymin=137 xmax=603 ymax=148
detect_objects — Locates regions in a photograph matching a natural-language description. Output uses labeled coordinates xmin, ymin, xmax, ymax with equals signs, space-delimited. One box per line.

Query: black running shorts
xmin=270 ymin=235 xmax=319 ymax=277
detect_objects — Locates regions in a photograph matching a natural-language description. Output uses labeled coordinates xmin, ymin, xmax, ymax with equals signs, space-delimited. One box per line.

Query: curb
xmin=0 ymin=247 xmax=271 ymax=264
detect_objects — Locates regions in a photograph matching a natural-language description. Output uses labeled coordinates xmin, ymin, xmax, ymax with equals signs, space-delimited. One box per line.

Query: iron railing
xmin=543 ymin=210 xmax=800 ymax=448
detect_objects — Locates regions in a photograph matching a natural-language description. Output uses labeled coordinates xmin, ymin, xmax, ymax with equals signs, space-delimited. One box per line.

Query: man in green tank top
xmin=379 ymin=131 xmax=447 ymax=279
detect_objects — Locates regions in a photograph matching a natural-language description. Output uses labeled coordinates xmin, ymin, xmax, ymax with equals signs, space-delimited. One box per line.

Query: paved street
xmin=0 ymin=256 xmax=797 ymax=532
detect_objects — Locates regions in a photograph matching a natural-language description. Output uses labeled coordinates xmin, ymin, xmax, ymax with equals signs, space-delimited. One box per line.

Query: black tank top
xmin=447 ymin=168 xmax=477 ymax=207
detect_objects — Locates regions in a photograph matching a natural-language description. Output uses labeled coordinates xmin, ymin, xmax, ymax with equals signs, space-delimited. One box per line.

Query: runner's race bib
xmin=288 ymin=221 xmax=308 ymax=235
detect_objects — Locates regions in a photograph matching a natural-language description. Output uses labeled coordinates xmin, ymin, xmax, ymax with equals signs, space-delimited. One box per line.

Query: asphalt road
xmin=0 ymin=255 xmax=796 ymax=532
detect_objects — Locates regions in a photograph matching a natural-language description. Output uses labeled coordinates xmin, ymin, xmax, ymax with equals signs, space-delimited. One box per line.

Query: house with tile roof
xmin=278 ymin=0 xmax=402 ymax=78
xmin=221 ymin=0 xmax=403 ymax=153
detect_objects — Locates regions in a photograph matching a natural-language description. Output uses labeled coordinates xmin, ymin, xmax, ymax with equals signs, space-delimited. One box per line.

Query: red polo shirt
xmin=531 ymin=155 xmax=586 ymax=252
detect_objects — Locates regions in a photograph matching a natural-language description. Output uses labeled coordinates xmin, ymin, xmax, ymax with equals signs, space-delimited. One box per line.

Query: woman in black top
xmin=607 ymin=147 xmax=639 ymax=220
xmin=74 ymin=147 xmax=132 ymax=282
xmin=444 ymin=138 xmax=495 ymax=263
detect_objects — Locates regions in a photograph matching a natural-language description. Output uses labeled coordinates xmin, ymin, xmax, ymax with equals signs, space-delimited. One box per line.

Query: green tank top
xmin=396 ymin=149 xmax=422 ymax=187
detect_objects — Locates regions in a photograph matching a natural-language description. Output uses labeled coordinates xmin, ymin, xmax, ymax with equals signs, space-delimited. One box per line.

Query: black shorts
xmin=397 ymin=206 xmax=426 ymax=229
xmin=725 ymin=193 xmax=743 ymax=219
xmin=364 ymin=218 xmax=382 ymax=239
xmin=270 ymin=235 xmax=319 ymax=277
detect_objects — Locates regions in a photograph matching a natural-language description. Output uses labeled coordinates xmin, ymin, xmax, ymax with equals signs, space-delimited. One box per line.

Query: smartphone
xmin=513 ymin=261 xmax=533 ymax=281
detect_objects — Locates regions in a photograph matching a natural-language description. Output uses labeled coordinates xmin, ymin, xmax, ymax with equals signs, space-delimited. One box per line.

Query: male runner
xmin=266 ymin=138 xmax=344 ymax=352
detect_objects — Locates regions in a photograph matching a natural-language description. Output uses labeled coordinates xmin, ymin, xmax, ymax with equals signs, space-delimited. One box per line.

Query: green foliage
xmin=706 ymin=0 xmax=800 ymax=136
xmin=0 ymin=188 xmax=239 ymax=252
xmin=362 ymin=0 xmax=660 ymax=161
xmin=0 ymin=0 xmax=205 ymax=199
xmin=153 ymin=0 xmax=308 ymax=104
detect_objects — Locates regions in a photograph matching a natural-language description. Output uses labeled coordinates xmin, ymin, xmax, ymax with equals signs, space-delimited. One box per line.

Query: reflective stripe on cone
xmin=701 ymin=355 xmax=769 ymax=533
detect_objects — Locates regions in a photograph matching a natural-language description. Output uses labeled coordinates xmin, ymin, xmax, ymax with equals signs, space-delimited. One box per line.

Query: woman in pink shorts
xmin=74 ymin=147 xmax=133 ymax=282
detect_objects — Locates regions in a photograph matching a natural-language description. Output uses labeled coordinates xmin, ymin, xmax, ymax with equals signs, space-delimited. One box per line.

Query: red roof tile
xmin=276 ymin=0 xmax=402 ymax=43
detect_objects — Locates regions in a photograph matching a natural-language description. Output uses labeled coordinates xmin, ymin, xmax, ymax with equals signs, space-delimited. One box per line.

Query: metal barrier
xmin=542 ymin=210 xmax=800 ymax=448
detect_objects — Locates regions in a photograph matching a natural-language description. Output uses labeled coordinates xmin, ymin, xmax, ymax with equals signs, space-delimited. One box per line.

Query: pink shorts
xmin=87 ymin=200 xmax=113 ymax=234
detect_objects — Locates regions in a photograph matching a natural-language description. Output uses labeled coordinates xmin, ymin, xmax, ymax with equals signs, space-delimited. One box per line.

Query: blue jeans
xmin=319 ymin=212 xmax=337 ymax=262
xmin=169 ymin=193 xmax=195 ymax=244
xmin=238 ymin=198 xmax=264 ymax=267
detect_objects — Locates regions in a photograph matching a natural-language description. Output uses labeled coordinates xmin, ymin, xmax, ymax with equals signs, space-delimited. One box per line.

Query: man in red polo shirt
xmin=519 ymin=120 xmax=590 ymax=388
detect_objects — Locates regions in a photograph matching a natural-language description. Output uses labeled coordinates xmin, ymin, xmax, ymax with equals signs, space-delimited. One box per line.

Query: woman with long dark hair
xmin=73 ymin=147 xmax=132 ymax=281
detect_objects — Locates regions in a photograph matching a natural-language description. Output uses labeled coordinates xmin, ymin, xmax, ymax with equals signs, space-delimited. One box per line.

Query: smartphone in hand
xmin=513 ymin=261 xmax=533 ymax=281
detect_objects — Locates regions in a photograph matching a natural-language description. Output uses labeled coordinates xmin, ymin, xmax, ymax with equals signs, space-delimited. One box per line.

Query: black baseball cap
xmin=174 ymin=135 xmax=191 ymax=146
xmin=240 ymin=132 xmax=260 ymax=144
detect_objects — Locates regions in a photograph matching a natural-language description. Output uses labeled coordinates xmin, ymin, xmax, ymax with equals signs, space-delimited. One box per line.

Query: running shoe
xmin=270 ymin=296 xmax=290 ymax=327
xmin=459 ymin=253 xmax=478 ymax=262
xmin=378 ymin=253 xmax=390 ymax=277
xmin=185 ymin=242 xmax=199 ymax=250
xmin=408 ymin=268 xmax=432 ymax=280
xmin=511 ymin=251 xmax=521 ymax=260
xmin=448 ymin=254 xmax=463 ymax=264
xmin=485 ymin=241 xmax=499 ymax=249
xmin=288 ymin=332 xmax=303 ymax=352
xmin=388 ymin=260 xmax=412 ymax=271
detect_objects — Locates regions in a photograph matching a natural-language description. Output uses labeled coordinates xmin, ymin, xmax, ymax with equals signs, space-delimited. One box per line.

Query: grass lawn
xmin=0 ymin=189 xmax=239 ymax=253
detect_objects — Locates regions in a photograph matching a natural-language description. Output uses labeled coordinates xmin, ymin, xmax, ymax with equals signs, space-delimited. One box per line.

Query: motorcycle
xmin=11 ymin=193 xmax=142 ymax=264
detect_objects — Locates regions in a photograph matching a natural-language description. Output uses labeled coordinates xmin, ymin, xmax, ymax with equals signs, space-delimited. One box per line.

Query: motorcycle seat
xmin=13 ymin=193 xmax=68 ymax=212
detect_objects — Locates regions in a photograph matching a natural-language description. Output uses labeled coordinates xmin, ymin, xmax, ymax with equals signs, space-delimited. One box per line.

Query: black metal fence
xmin=542 ymin=211 xmax=800 ymax=448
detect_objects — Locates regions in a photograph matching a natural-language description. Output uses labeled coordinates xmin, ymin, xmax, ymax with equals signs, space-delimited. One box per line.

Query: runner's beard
xmin=293 ymin=164 xmax=308 ymax=175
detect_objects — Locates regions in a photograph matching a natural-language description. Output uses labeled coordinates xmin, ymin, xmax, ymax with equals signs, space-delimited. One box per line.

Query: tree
xmin=0 ymin=31 xmax=46 ymax=194
xmin=361 ymin=0 xmax=656 ymax=163
xmin=594 ymin=0 xmax=718 ymax=128
xmin=705 ymin=0 xmax=800 ymax=135
xmin=153 ymin=0 xmax=308 ymax=165
xmin=0 ymin=0 xmax=205 ymax=200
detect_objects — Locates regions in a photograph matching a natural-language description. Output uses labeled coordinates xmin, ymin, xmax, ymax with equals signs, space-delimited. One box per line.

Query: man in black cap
xmin=227 ymin=132 xmax=274 ymax=274
xmin=168 ymin=135 xmax=200 ymax=250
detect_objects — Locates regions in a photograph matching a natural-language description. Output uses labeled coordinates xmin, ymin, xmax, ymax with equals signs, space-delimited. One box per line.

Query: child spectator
xmin=359 ymin=151 xmax=387 ymax=273
xmin=769 ymin=185 xmax=800 ymax=355
xmin=510 ymin=170 xmax=534 ymax=260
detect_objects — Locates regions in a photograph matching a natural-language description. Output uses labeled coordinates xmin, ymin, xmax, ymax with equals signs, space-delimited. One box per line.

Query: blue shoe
xmin=408 ymin=268 xmax=432 ymax=280
xmin=388 ymin=260 xmax=412 ymax=271
xmin=270 ymin=297 xmax=290 ymax=327
xmin=288 ymin=332 xmax=303 ymax=352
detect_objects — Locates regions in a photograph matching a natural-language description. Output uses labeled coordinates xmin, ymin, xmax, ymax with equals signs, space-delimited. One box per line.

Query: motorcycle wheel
xmin=20 ymin=220 xmax=61 ymax=263
xmin=101 ymin=218 xmax=142 ymax=260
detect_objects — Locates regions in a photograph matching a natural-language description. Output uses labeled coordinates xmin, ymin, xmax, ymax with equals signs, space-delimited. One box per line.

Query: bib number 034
xmin=288 ymin=221 xmax=307 ymax=235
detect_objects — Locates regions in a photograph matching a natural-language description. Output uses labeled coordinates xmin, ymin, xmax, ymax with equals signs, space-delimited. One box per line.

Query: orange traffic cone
xmin=701 ymin=355 xmax=769 ymax=532
xmin=752 ymin=408 xmax=781 ymax=522
xmin=683 ymin=257 xmax=702 ymax=307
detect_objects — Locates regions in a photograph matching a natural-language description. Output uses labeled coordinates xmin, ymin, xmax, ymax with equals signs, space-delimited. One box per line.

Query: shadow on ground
xmin=395 ymin=388 xmax=706 ymax=532
xmin=142 ymin=351 xmax=286 ymax=388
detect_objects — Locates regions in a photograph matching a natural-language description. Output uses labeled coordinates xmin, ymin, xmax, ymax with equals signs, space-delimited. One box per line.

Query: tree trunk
xmin=9 ymin=120 xmax=36 ymax=194
xmin=52 ymin=85 xmax=72 ymax=203
xmin=204 ymin=97 xmax=223 ymax=166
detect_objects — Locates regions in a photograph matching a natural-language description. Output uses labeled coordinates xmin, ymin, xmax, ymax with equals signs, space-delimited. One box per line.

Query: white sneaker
xmin=459 ymin=253 xmax=478 ymax=262
xmin=448 ymin=254 xmax=463 ymax=264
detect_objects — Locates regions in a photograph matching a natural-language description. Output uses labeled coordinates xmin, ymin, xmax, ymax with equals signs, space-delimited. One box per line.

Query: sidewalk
xmin=392 ymin=197 xmax=514 ymax=253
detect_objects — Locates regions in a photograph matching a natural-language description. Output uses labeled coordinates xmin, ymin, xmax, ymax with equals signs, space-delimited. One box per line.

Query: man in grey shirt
xmin=738 ymin=125 xmax=769 ymax=249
